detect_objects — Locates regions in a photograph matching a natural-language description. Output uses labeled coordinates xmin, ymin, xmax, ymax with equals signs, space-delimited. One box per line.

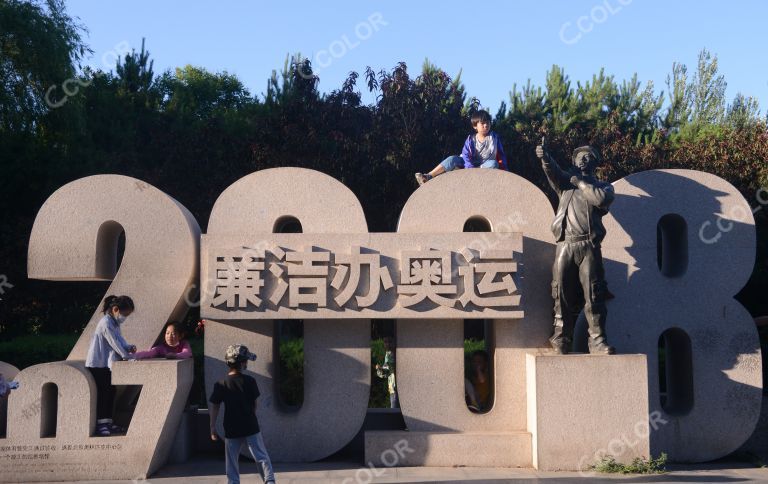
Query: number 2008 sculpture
xmin=0 ymin=165 xmax=761 ymax=480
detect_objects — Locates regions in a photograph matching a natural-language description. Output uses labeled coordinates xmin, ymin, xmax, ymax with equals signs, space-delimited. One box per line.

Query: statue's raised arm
xmin=536 ymin=137 xmax=571 ymax=194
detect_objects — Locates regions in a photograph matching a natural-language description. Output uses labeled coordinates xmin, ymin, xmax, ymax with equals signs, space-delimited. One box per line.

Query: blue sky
xmin=66 ymin=0 xmax=768 ymax=115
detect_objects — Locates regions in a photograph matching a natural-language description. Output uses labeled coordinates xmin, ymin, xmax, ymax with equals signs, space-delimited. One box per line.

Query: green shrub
xmin=0 ymin=334 xmax=79 ymax=369
xmin=277 ymin=337 xmax=304 ymax=407
xmin=464 ymin=338 xmax=486 ymax=354
xmin=591 ymin=453 xmax=667 ymax=474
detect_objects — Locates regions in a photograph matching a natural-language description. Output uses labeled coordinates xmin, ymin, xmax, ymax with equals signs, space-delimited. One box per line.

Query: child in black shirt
xmin=209 ymin=344 xmax=275 ymax=484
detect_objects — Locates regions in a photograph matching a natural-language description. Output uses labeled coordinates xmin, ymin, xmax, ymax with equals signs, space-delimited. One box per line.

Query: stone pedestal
xmin=526 ymin=353 xmax=650 ymax=471
xmin=168 ymin=409 xmax=193 ymax=464
xmin=738 ymin=394 xmax=768 ymax=461
xmin=364 ymin=430 xmax=531 ymax=467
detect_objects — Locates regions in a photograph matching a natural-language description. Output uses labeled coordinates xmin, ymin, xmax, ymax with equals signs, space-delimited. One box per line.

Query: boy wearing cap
xmin=209 ymin=344 xmax=275 ymax=484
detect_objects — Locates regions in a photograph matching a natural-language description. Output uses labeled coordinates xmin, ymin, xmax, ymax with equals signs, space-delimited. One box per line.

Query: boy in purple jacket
xmin=415 ymin=110 xmax=508 ymax=185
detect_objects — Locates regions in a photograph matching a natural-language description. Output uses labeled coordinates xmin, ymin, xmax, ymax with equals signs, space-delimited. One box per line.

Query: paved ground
xmin=27 ymin=458 xmax=768 ymax=484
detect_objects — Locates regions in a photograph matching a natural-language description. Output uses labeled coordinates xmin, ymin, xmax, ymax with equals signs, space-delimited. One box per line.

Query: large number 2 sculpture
xmin=27 ymin=175 xmax=200 ymax=357
xmin=4 ymin=175 xmax=199 ymax=480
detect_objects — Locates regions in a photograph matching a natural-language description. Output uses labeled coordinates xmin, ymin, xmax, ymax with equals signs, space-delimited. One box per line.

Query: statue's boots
xmin=549 ymin=321 xmax=572 ymax=354
xmin=584 ymin=284 xmax=614 ymax=354
xmin=588 ymin=337 xmax=615 ymax=355
xmin=549 ymin=337 xmax=571 ymax=354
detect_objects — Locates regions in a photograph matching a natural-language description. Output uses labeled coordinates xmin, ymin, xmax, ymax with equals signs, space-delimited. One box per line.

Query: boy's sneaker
xmin=96 ymin=423 xmax=111 ymax=436
xmin=415 ymin=173 xmax=432 ymax=186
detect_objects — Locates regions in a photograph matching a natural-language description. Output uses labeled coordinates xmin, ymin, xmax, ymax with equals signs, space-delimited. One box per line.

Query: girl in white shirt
xmin=85 ymin=295 xmax=136 ymax=436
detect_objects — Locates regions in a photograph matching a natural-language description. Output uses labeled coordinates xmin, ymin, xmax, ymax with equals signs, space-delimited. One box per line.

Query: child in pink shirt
xmin=133 ymin=322 xmax=192 ymax=359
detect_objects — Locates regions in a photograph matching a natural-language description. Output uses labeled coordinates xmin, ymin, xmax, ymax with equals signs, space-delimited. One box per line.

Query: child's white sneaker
xmin=415 ymin=173 xmax=432 ymax=186
xmin=96 ymin=422 xmax=111 ymax=436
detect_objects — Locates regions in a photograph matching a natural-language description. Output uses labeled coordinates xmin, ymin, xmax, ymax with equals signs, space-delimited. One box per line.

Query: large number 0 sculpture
xmin=0 ymin=168 xmax=761 ymax=481
xmin=204 ymin=168 xmax=372 ymax=461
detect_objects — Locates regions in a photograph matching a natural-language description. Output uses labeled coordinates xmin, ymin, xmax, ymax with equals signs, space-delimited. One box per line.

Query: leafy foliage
xmin=277 ymin=337 xmax=304 ymax=408
xmin=0 ymin=333 xmax=78 ymax=370
xmin=0 ymin=0 xmax=88 ymax=132
xmin=0 ymin=1 xmax=766 ymax=349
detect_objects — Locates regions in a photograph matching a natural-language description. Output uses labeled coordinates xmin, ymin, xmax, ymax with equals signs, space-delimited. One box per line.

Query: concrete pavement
xmin=25 ymin=458 xmax=768 ymax=484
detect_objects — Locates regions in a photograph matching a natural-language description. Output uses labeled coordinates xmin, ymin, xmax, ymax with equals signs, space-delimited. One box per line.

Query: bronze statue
xmin=536 ymin=138 xmax=615 ymax=354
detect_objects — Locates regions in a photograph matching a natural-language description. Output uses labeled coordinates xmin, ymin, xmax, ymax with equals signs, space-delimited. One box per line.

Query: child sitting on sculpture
xmin=85 ymin=295 xmax=137 ymax=436
xmin=415 ymin=109 xmax=508 ymax=185
xmin=0 ymin=373 xmax=19 ymax=399
xmin=133 ymin=321 xmax=192 ymax=359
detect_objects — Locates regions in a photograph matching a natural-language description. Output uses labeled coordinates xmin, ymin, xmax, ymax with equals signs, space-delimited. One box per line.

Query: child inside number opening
xmin=209 ymin=344 xmax=275 ymax=484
